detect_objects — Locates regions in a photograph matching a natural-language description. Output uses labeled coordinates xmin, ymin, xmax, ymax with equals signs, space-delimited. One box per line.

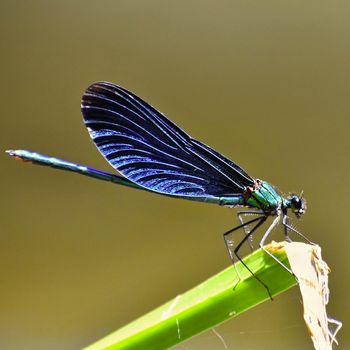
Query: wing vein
xmin=81 ymin=82 xmax=255 ymax=199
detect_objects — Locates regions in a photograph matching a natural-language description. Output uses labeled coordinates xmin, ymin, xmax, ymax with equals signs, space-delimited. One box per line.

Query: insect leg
xmin=223 ymin=216 xmax=265 ymax=279
xmin=232 ymin=217 xmax=273 ymax=298
xmin=237 ymin=210 xmax=265 ymax=250
xmin=282 ymin=216 xmax=313 ymax=244
xmin=259 ymin=215 xmax=294 ymax=274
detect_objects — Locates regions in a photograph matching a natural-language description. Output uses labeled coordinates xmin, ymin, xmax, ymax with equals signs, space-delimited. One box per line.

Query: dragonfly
xmin=7 ymin=81 xmax=310 ymax=295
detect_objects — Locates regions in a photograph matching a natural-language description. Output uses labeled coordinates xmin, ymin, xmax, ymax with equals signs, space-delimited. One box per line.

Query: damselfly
xmin=7 ymin=82 xmax=311 ymax=295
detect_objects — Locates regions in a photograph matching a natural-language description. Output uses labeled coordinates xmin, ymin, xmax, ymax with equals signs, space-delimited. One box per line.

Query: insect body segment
xmin=245 ymin=180 xmax=284 ymax=213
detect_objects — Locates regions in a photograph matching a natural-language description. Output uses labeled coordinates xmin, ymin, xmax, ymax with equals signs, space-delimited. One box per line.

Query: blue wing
xmin=81 ymin=82 xmax=254 ymax=198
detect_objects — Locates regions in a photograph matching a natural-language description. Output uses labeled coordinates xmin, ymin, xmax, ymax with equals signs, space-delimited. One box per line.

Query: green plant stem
xmin=83 ymin=242 xmax=296 ymax=350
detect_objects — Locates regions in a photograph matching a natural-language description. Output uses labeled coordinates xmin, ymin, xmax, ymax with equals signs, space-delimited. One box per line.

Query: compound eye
xmin=291 ymin=195 xmax=300 ymax=206
xmin=289 ymin=193 xmax=306 ymax=218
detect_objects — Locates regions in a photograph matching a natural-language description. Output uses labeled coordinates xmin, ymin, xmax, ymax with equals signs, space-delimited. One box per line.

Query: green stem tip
xmin=83 ymin=242 xmax=296 ymax=350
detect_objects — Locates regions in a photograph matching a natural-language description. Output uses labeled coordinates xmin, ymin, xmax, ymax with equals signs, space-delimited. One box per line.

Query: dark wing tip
xmin=81 ymin=81 xmax=113 ymax=109
xmin=81 ymin=81 xmax=132 ymax=103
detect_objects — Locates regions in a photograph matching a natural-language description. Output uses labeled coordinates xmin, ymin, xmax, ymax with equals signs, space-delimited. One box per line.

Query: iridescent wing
xmin=81 ymin=82 xmax=254 ymax=198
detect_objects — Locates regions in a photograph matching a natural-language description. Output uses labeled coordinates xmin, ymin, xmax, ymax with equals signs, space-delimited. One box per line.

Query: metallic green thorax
xmin=246 ymin=180 xmax=287 ymax=213
xmin=215 ymin=180 xmax=292 ymax=213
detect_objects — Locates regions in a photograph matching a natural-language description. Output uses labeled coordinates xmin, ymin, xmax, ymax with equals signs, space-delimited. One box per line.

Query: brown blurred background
xmin=1 ymin=1 xmax=349 ymax=349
